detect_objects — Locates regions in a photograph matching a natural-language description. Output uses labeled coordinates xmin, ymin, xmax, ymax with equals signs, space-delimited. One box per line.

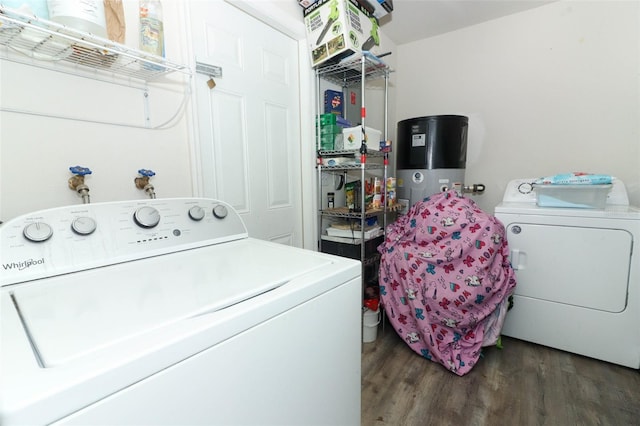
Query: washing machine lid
xmin=9 ymin=238 xmax=334 ymax=367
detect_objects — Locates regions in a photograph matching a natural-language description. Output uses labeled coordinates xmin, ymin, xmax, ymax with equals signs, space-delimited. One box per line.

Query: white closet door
xmin=190 ymin=1 xmax=303 ymax=247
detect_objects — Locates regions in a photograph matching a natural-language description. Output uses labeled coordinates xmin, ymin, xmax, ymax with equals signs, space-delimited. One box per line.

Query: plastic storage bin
xmin=342 ymin=126 xmax=382 ymax=151
xmin=534 ymin=184 xmax=612 ymax=209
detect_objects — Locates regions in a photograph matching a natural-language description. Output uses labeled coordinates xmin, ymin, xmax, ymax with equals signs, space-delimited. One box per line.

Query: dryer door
xmin=506 ymin=223 xmax=632 ymax=312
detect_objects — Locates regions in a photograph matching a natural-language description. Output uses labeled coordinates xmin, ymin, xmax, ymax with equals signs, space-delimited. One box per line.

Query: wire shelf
xmin=318 ymin=149 xmax=386 ymax=157
xmin=0 ymin=5 xmax=191 ymax=82
xmin=319 ymin=206 xmax=384 ymax=219
xmin=318 ymin=163 xmax=384 ymax=171
xmin=315 ymin=52 xmax=392 ymax=87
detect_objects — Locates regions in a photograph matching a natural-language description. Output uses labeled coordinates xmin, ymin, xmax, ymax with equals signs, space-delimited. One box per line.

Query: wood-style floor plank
xmin=362 ymin=322 xmax=640 ymax=426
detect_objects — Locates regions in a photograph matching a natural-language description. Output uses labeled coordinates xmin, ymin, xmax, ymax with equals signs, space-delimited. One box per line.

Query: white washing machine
xmin=0 ymin=198 xmax=362 ymax=425
xmin=495 ymin=179 xmax=640 ymax=368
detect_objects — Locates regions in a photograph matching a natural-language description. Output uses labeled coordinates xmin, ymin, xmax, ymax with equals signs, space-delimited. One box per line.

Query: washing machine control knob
xmin=133 ymin=206 xmax=160 ymax=228
xmin=189 ymin=205 xmax=205 ymax=221
xmin=23 ymin=222 xmax=53 ymax=242
xmin=71 ymin=217 xmax=97 ymax=235
xmin=213 ymin=204 xmax=228 ymax=219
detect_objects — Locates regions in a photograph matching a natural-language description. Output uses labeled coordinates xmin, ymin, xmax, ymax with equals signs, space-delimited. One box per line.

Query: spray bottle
xmin=139 ymin=0 xmax=164 ymax=69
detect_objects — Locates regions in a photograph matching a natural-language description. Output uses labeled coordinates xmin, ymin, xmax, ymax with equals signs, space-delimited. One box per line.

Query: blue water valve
xmin=69 ymin=166 xmax=92 ymax=176
xmin=138 ymin=169 xmax=156 ymax=177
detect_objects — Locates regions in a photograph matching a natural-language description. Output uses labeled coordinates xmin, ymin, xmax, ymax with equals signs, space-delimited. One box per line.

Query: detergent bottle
xmin=139 ymin=0 xmax=164 ymax=68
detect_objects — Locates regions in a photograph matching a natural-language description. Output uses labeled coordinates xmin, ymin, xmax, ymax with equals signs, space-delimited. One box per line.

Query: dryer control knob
xmin=134 ymin=206 xmax=160 ymax=228
xmin=189 ymin=205 xmax=205 ymax=221
xmin=71 ymin=217 xmax=97 ymax=235
xmin=517 ymin=182 xmax=533 ymax=194
xmin=23 ymin=222 xmax=53 ymax=242
xmin=213 ymin=204 xmax=228 ymax=219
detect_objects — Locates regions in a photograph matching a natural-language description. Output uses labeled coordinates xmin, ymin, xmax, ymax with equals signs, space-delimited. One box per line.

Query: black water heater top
xmin=397 ymin=115 xmax=468 ymax=170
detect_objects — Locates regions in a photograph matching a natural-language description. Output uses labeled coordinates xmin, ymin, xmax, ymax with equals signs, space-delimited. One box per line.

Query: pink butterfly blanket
xmin=378 ymin=191 xmax=516 ymax=375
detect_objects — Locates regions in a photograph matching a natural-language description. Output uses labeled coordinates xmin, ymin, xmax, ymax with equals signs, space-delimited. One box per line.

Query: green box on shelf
xmin=319 ymin=133 xmax=336 ymax=150
xmin=316 ymin=113 xmax=337 ymax=126
xmin=318 ymin=124 xmax=341 ymax=135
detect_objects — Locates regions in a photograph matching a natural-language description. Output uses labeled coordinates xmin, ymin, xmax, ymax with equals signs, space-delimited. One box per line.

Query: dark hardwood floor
xmin=362 ymin=321 xmax=640 ymax=426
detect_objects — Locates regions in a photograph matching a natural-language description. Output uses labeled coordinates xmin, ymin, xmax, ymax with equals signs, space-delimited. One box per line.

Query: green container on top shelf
xmin=316 ymin=113 xmax=337 ymax=126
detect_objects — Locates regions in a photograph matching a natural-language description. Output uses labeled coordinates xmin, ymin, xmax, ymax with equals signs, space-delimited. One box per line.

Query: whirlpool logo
xmin=2 ymin=258 xmax=45 ymax=271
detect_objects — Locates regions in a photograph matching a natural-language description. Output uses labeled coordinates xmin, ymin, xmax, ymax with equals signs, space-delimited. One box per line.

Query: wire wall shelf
xmin=0 ymin=5 xmax=191 ymax=83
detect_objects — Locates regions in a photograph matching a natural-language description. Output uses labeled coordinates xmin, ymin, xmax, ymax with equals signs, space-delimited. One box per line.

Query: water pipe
xmin=135 ymin=169 xmax=156 ymax=199
xmin=462 ymin=183 xmax=486 ymax=195
xmin=68 ymin=166 xmax=92 ymax=204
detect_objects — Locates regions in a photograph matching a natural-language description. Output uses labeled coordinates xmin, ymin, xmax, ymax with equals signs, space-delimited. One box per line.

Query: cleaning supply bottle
xmin=47 ymin=0 xmax=108 ymax=38
xmin=139 ymin=0 xmax=164 ymax=69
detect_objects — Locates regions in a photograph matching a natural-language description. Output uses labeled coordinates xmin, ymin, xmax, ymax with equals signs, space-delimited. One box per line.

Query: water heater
xmin=396 ymin=115 xmax=468 ymax=212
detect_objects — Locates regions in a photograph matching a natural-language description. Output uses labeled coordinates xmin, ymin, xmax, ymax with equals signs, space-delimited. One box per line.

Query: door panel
xmin=190 ymin=1 xmax=302 ymax=246
xmin=265 ymin=103 xmax=292 ymax=208
xmin=210 ymin=92 xmax=249 ymax=211
xmin=506 ymin=223 xmax=632 ymax=312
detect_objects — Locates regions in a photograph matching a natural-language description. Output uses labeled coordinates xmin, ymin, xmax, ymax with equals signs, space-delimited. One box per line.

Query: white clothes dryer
xmin=495 ymin=178 xmax=640 ymax=368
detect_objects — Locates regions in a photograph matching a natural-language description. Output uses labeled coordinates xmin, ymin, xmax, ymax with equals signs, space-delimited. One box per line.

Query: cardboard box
xmin=324 ymin=89 xmax=344 ymax=116
xmin=342 ymin=125 xmax=382 ymax=151
xmin=303 ymin=0 xmax=379 ymax=68
xmin=367 ymin=0 xmax=392 ymax=19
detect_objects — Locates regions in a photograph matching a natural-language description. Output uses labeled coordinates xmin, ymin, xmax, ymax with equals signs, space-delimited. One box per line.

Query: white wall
xmin=395 ymin=0 xmax=640 ymax=213
xmin=0 ymin=0 xmax=313 ymax=224
xmin=0 ymin=0 xmax=193 ymax=222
